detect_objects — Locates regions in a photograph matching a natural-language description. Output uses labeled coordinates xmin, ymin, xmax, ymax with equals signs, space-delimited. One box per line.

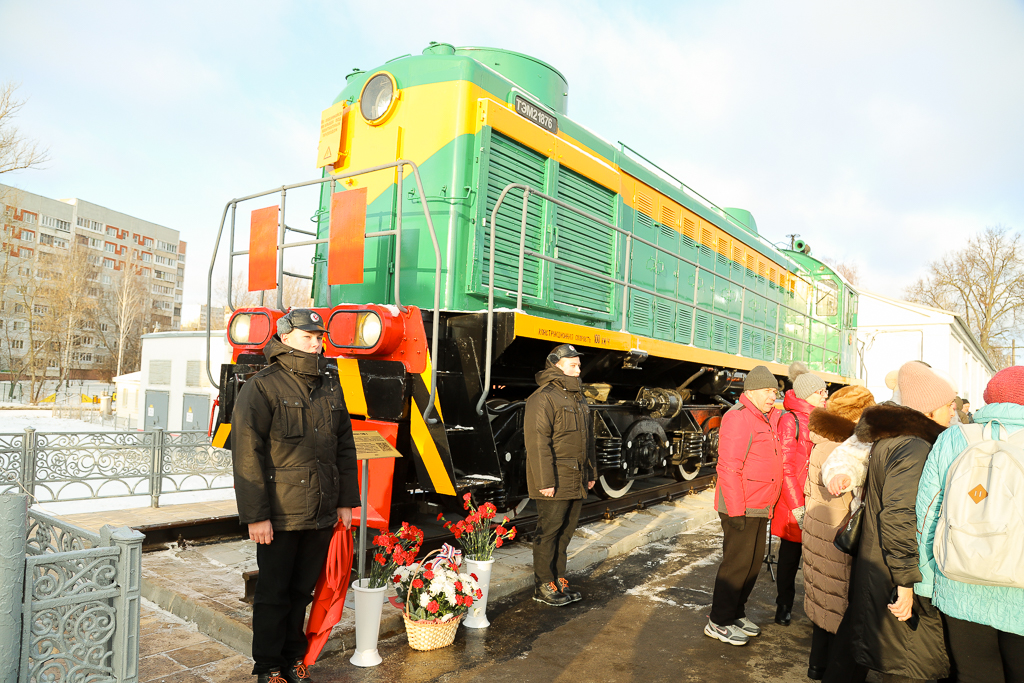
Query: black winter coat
xmin=231 ymin=337 xmax=360 ymax=531
xmin=847 ymin=404 xmax=949 ymax=679
xmin=524 ymin=366 xmax=597 ymax=500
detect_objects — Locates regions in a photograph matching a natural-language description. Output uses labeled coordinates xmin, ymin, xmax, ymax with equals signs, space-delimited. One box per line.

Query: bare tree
xmin=216 ymin=268 xmax=314 ymax=310
xmin=820 ymin=257 xmax=860 ymax=286
xmin=48 ymin=244 xmax=98 ymax=395
xmin=0 ymin=82 xmax=49 ymax=175
xmin=905 ymin=225 xmax=1024 ymax=367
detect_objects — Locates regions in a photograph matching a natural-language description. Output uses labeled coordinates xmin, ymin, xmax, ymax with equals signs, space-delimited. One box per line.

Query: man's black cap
xmin=546 ymin=344 xmax=582 ymax=365
xmin=277 ymin=308 xmax=326 ymax=336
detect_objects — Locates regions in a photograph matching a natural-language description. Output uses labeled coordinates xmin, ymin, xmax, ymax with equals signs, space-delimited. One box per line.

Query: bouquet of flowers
xmin=438 ymin=492 xmax=517 ymax=561
xmin=366 ymin=521 xmax=424 ymax=589
xmin=392 ymin=544 xmax=482 ymax=622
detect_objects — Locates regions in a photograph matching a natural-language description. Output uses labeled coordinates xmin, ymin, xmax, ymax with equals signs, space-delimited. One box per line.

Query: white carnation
xmin=419 ymin=592 xmax=431 ymax=608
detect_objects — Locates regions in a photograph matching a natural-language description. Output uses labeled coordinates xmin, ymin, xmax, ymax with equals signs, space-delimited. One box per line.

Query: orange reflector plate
xmin=328 ymin=188 xmax=367 ymax=285
xmin=249 ymin=205 xmax=279 ymax=291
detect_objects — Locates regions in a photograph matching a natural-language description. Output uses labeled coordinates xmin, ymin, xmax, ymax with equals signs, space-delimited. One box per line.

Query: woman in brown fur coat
xmin=802 ymin=385 xmax=875 ymax=681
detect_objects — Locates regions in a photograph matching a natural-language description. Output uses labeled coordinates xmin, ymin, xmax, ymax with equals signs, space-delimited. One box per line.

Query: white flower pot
xmin=463 ymin=558 xmax=494 ymax=629
xmin=350 ymin=578 xmax=386 ymax=667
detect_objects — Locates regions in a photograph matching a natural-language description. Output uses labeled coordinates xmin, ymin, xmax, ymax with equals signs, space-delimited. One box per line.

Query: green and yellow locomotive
xmin=210 ymin=43 xmax=859 ymax=511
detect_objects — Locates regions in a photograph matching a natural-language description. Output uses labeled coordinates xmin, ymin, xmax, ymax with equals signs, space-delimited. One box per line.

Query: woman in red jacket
xmin=772 ymin=362 xmax=828 ymax=626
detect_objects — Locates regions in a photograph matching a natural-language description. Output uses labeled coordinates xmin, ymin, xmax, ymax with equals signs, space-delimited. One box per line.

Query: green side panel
xmin=694 ymin=309 xmax=712 ymax=349
xmin=806 ymin=344 xmax=824 ymax=369
xmin=675 ymin=304 xmax=693 ymax=344
xmin=628 ymin=290 xmax=653 ymax=336
xmin=715 ymin=246 xmax=732 ymax=277
xmin=764 ymin=333 xmax=776 ymax=361
xmin=711 ymin=316 xmax=727 ymax=352
xmin=453 ymin=47 xmax=568 ymax=115
xmin=727 ymin=318 xmax=740 ymax=354
xmin=653 ymin=299 xmax=673 ymax=340
xmin=677 ymin=261 xmax=696 ymax=303
xmin=480 ymin=132 xmax=546 ymax=297
xmin=713 ymin=275 xmax=732 ymax=315
xmin=744 ymin=292 xmax=763 ymax=325
xmin=680 ymin=228 xmax=699 ymax=265
xmin=552 ymin=167 xmax=615 ymax=314
xmin=658 ymin=220 xmax=678 ymax=252
xmin=765 ymin=300 xmax=779 ymax=333
xmin=656 ymin=252 xmax=679 ymax=299
xmin=698 ymin=239 xmax=716 ymax=272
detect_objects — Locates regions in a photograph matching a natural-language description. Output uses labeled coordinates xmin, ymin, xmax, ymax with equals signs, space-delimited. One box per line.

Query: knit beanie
xmin=789 ymin=361 xmax=827 ymax=400
xmin=898 ymin=361 xmax=956 ymax=414
xmin=744 ymin=365 xmax=778 ymax=391
xmin=983 ymin=366 xmax=1024 ymax=405
xmin=826 ymin=385 xmax=875 ymax=422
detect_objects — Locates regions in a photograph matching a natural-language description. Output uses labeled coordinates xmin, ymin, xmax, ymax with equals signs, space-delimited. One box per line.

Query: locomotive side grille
xmin=675 ymin=305 xmax=693 ymax=344
xmin=482 ymin=132 xmax=546 ymax=296
xmin=682 ymin=217 xmax=698 ymax=243
xmin=553 ymin=166 xmax=616 ymax=313
xmin=654 ymin=299 xmax=673 ymax=339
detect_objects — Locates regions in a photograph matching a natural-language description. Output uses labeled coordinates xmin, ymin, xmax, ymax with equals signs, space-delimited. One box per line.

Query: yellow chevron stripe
xmin=418 ymin=357 xmax=443 ymax=422
xmin=409 ymin=395 xmax=456 ymax=496
xmin=212 ymin=423 xmax=231 ymax=449
xmin=335 ymin=358 xmax=368 ymax=415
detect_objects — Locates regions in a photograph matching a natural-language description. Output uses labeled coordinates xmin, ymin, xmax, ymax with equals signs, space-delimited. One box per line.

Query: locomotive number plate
xmin=514 ymin=95 xmax=558 ymax=135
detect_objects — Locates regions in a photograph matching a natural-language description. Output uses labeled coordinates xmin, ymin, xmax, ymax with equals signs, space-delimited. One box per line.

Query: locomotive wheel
xmin=596 ymin=469 xmax=634 ymax=499
xmin=673 ymin=457 xmax=702 ymax=481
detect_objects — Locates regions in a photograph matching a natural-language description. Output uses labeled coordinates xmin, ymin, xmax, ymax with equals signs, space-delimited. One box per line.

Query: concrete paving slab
xmin=141 ymin=489 xmax=719 ymax=661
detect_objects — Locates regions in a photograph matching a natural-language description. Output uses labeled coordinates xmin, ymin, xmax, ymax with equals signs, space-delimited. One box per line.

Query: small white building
xmin=138 ymin=331 xmax=230 ymax=432
xmin=112 ymin=371 xmax=141 ymax=429
xmin=857 ymin=290 xmax=997 ymax=406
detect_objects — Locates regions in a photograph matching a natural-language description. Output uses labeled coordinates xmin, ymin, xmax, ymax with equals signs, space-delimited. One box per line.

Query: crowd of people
xmin=706 ymin=359 xmax=1024 ymax=683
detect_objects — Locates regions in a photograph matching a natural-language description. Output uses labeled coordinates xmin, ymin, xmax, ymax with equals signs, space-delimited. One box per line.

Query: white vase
xmin=350 ymin=578 xmax=386 ymax=667
xmin=463 ymin=558 xmax=494 ymax=629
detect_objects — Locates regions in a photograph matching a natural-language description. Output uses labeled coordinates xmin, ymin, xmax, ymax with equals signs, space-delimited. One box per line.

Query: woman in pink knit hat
xmin=823 ymin=361 xmax=955 ymax=683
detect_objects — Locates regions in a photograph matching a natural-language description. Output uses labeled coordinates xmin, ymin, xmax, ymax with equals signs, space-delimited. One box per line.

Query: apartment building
xmin=0 ymin=183 xmax=186 ymax=387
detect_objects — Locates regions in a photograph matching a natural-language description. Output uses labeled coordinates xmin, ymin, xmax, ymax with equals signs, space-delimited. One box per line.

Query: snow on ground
xmin=0 ymin=410 xmax=118 ymax=433
xmin=34 ymin=488 xmax=235 ymax=517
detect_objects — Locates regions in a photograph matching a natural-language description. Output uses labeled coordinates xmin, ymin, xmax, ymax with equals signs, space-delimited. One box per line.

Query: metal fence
xmin=49 ymin=406 xmax=135 ymax=430
xmin=21 ymin=506 xmax=144 ymax=683
xmin=0 ymin=429 xmax=232 ymax=508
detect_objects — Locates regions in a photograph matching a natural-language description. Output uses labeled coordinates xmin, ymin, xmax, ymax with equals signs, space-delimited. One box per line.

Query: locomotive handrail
xmin=476 ymin=182 xmax=842 ymax=415
xmin=205 ymin=160 xmax=444 ymax=427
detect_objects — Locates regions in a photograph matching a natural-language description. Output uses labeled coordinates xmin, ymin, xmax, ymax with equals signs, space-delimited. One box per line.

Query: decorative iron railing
xmin=22 ymin=508 xmax=144 ymax=683
xmin=0 ymin=429 xmax=232 ymax=508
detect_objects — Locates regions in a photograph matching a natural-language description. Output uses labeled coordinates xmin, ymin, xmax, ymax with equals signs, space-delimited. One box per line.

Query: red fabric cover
xmin=714 ymin=392 xmax=785 ymax=517
xmin=771 ymin=390 xmax=814 ymax=542
xmin=303 ymin=524 xmax=354 ymax=666
xmin=350 ymin=456 xmax=395 ymax=531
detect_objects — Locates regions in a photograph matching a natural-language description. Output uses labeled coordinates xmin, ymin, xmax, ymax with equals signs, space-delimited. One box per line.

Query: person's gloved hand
xmin=726 ymin=515 xmax=746 ymax=532
xmin=793 ymin=506 xmax=806 ymax=529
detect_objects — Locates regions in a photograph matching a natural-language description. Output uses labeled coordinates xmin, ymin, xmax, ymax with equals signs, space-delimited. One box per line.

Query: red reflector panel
xmin=327 ymin=310 xmax=357 ymax=346
xmin=249 ymin=205 xmax=279 ymax=291
xmin=328 ymin=188 xmax=367 ymax=285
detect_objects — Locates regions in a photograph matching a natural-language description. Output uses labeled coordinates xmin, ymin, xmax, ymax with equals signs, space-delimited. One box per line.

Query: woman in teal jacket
xmin=917 ymin=367 xmax=1024 ymax=683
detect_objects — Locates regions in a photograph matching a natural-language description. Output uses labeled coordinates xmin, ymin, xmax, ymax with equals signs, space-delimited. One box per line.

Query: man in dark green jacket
xmin=232 ymin=309 xmax=359 ymax=683
xmin=524 ymin=344 xmax=596 ymax=606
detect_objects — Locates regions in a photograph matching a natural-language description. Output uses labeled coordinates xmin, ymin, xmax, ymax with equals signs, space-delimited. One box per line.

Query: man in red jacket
xmin=705 ymin=365 xmax=784 ymax=646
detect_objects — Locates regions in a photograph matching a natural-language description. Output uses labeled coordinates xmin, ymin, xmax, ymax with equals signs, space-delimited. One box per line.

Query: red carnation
xmin=412 ymin=578 xmax=424 ymax=589
xmin=375 ymin=552 xmax=385 ymax=565
xmin=495 ymin=538 xmax=503 ymax=548
xmin=496 ymin=526 xmax=507 ymax=535
xmin=423 ymin=569 xmax=435 ymax=580
xmin=507 ymin=527 xmax=517 ymax=540
xmin=437 ymin=512 xmax=444 ymax=521
xmin=392 ymin=574 xmax=401 ymax=583
xmin=427 ymin=600 xmax=439 ymax=614
xmin=475 ymin=589 xmax=483 ymax=599
xmin=470 ymin=573 xmax=478 ymax=581
xmin=454 ymin=581 xmax=463 ymax=592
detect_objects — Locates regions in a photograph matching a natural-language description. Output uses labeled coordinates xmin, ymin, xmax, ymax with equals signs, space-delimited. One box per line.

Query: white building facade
xmin=856 ymin=290 xmax=997 ymax=406
xmin=138 ymin=331 xmax=229 ymax=432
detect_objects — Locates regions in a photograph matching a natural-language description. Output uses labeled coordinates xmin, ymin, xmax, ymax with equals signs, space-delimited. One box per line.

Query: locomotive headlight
xmin=228 ymin=311 xmax=272 ymax=346
xmin=355 ymin=312 xmax=383 ymax=347
xmin=229 ymin=315 xmax=251 ymax=343
xmin=359 ymin=73 xmax=397 ymax=124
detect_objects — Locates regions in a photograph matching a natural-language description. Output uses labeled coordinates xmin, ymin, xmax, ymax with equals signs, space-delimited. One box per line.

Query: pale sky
xmin=2 ymin=0 xmax=1022 ymax=310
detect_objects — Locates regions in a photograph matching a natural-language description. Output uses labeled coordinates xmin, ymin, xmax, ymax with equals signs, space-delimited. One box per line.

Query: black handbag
xmin=833 ymin=503 xmax=864 ymax=556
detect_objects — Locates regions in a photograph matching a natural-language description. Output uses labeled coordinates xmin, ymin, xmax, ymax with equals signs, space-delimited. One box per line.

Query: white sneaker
xmin=734 ymin=616 xmax=760 ymax=637
xmin=704 ymin=618 xmax=749 ymax=646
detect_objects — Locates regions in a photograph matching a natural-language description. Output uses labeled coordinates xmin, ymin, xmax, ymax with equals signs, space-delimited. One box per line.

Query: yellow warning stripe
xmin=409 ymin=395 xmax=456 ymax=495
xmin=212 ymin=423 xmax=231 ymax=449
xmin=418 ymin=357 xmax=443 ymax=422
xmin=335 ymin=358 xmax=368 ymax=416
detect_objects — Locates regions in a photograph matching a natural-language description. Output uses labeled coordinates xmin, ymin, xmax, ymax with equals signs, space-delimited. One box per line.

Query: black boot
xmin=558 ymin=578 xmax=582 ymax=602
xmin=283 ymin=661 xmax=310 ymax=683
xmin=257 ymin=672 xmax=287 ymax=683
xmin=775 ymin=603 xmax=792 ymax=626
xmin=534 ymin=581 xmax=571 ymax=606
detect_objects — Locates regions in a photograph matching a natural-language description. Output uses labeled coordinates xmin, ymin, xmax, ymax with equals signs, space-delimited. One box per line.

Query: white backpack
xmin=933 ymin=421 xmax=1024 ymax=588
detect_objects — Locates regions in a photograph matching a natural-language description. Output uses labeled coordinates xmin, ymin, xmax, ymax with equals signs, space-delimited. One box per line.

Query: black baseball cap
xmin=547 ymin=344 xmax=582 ymax=365
xmin=277 ymin=309 xmax=327 ymax=335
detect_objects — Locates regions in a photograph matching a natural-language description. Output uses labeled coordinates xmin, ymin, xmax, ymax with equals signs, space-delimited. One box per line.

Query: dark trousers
xmin=776 ymin=537 xmax=802 ymax=606
xmin=821 ymin=602 xmax=869 ymax=683
xmin=709 ymin=513 xmax=768 ymax=625
xmin=251 ymin=527 xmax=334 ymax=674
xmin=809 ymin=623 xmax=834 ymax=672
xmin=945 ymin=612 xmax=1024 ymax=683
xmin=533 ymin=498 xmax=583 ymax=585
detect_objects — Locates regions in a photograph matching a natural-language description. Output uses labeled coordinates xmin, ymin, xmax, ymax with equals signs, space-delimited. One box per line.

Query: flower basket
xmin=402 ymin=612 xmax=463 ymax=651
xmin=400 ymin=548 xmax=469 ymax=651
